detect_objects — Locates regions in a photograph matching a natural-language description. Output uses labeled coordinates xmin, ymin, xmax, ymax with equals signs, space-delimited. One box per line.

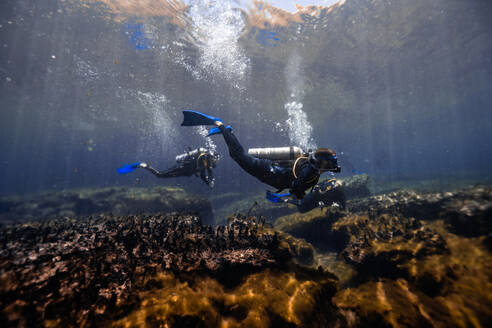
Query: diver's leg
xmin=217 ymin=124 xmax=275 ymax=182
xmin=199 ymin=167 xmax=215 ymax=188
xmin=197 ymin=155 xmax=214 ymax=187
xmin=142 ymin=164 xmax=187 ymax=178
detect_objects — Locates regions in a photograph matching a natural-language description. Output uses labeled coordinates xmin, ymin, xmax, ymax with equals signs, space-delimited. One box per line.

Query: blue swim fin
xmin=206 ymin=125 xmax=232 ymax=137
xmin=117 ymin=162 xmax=142 ymax=174
xmin=266 ymin=191 xmax=291 ymax=203
xmin=181 ymin=110 xmax=222 ymax=126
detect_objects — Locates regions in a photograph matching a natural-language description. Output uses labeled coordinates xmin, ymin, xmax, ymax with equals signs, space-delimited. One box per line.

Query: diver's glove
xmin=266 ymin=191 xmax=291 ymax=203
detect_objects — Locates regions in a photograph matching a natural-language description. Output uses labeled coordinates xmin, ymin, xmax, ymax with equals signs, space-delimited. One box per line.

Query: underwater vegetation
xmin=1 ymin=184 xmax=490 ymax=327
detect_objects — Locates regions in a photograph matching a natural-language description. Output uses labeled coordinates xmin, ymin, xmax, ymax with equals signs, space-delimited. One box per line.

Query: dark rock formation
xmin=348 ymin=185 xmax=492 ymax=237
xmin=338 ymin=174 xmax=371 ymax=199
xmin=275 ymin=185 xmax=492 ymax=284
xmin=0 ymin=186 xmax=213 ymax=225
xmin=336 ymin=215 xmax=448 ymax=280
xmin=0 ymin=214 xmax=283 ymax=327
xmin=274 ymin=184 xmax=492 ymax=327
xmin=275 ymin=209 xmax=347 ymax=251
xmin=334 ymin=229 xmax=492 ymax=328
xmin=1 ymin=183 xmax=491 ymax=327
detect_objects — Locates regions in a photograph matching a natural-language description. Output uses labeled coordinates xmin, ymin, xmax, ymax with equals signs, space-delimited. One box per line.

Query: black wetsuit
xmin=218 ymin=125 xmax=319 ymax=198
xmin=143 ymin=151 xmax=215 ymax=187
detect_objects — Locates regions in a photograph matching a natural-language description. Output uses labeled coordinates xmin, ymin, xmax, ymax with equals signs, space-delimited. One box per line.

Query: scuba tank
xmin=175 ymin=147 xmax=209 ymax=163
xmin=248 ymin=146 xmax=305 ymax=167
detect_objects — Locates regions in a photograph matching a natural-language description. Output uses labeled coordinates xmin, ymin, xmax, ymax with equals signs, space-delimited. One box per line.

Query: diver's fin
xmin=117 ymin=162 xmax=142 ymax=174
xmin=181 ymin=110 xmax=222 ymax=126
xmin=266 ymin=191 xmax=291 ymax=203
xmin=206 ymin=125 xmax=232 ymax=137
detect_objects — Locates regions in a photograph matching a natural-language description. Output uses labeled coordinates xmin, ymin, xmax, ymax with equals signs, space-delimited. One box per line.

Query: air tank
xmin=175 ymin=147 xmax=208 ymax=163
xmin=247 ymin=146 xmax=305 ymax=161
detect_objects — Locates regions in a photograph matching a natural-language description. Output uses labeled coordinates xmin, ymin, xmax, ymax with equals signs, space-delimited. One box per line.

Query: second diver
xmin=117 ymin=147 xmax=218 ymax=188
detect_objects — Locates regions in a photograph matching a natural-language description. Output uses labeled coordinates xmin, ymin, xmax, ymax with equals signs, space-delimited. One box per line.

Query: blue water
xmin=1 ymin=0 xmax=491 ymax=197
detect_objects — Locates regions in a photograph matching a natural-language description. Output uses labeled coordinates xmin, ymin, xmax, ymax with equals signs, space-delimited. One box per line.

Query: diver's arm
xmin=265 ymin=192 xmax=317 ymax=213
xmin=290 ymin=164 xmax=319 ymax=199
xmin=286 ymin=193 xmax=319 ymax=213
xmin=281 ymin=179 xmax=345 ymax=213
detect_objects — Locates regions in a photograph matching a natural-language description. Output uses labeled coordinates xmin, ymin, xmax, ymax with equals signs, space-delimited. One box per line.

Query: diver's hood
xmin=308 ymin=151 xmax=340 ymax=172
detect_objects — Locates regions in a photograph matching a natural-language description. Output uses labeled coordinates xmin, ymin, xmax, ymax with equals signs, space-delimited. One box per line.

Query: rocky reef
xmin=0 ymin=186 xmax=213 ymax=225
xmin=0 ymin=213 xmax=342 ymax=327
xmin=275 ymin=185 xmax=492 ymax=327
xmin=348 ymin=185 xmax=492 ymax=237
xmin=1 ymin=184 xmax=491 ymax=327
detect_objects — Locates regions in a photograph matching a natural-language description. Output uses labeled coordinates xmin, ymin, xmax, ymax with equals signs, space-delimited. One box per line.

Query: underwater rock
xmin=274 ymin=208 xmax=347 ymax=251
xmin=334 ymin=225 xmax=492 ymax=328
xmin=276 ymin=211 xmax=447 ymax=280
xmin=0 ymin=186 xmax=213 ymax=225
xmin=337 ymin=174 xmax=371 ymax=199
xmin=484 ymin=233 xmax=492 ymax=252
xmin=0 ymin=214 xmax=287 ymax=327
xmin=226 ymin=214 xmax=315 ymax=267
xmin=274 ymin=185 xmax=492 ymax=327
xmin=348 ymin=185 xmax=492 ymax=237
xmin=113 ymin=268 xmax=342 ymax=328
xmin=334 ymin=214 xmax=448 ymax=279
xmin=277 ymin=230 xmax=315 ymax=266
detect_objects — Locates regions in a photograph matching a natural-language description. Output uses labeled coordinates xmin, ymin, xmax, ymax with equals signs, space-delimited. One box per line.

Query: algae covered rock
xmin=0 ymin=212 xmax=345 ymax=327
xmin=273 ymin=184 xmax=492 ymax=328
xmin=333 ymin=225 xmax=492 ymax=328
xmin=114 ymin=268 xmax=342 ymax=328
xmin=0 ymin=213 xmax=287 ymax=327
xmin=274 ymin=208 xmax=347 ymax=251
xmin=334 ymin=214 xmax=448 ymax=279
xmin=348 ymin=185 xmax=492 ymax=237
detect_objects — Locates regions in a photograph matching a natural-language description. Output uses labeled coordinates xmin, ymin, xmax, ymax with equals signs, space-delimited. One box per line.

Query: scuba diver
xmin=180 ymin=110 xmax=344 ymax=210
xmin=117 ymin=147 xmax=218 ymax=188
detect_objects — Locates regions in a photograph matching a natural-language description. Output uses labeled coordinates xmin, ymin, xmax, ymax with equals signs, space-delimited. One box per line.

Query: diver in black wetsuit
xmin=213 ymin=121 xmax=341 ymax=200
xmin=118 ymin=147 xmax=218 ymax=188
xmin=179 ymin=110 xmax=343 ymax=211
